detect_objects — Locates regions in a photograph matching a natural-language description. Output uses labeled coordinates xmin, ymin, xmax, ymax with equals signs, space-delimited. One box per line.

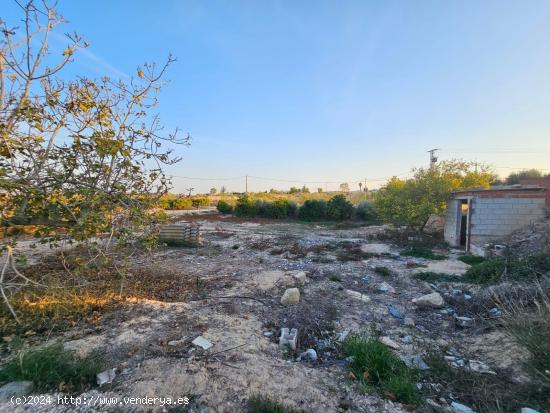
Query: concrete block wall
xmin=469 ymin=197 xmax=546 ymax=246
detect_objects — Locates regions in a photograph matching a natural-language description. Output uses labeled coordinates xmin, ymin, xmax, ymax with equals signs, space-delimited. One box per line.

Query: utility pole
xmin=428 ymin=148 xmax=440 ymax=168
xmin=245 ymin=174 xmax=248 ymax=194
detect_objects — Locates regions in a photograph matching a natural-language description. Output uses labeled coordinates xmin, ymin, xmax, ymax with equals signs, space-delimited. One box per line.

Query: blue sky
xmin=3 ymin=0 xmax=550 ymax=193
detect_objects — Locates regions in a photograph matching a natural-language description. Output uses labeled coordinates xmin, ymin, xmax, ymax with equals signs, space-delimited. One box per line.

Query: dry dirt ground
xmin=0 ymin=214 xmax=529 ymax=413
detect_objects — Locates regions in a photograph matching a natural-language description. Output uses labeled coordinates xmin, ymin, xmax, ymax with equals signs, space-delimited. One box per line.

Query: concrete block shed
xmin=444 ymin=183 xmax=549 ymax=255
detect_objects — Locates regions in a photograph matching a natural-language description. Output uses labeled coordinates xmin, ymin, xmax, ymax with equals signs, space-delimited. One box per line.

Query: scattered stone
xmin=378 ymin=282 xmax=395 ymax=293
xmin=281 ymin=288 xmax=300 ymax=305
xmin=345 ymin=289 xmax=370 ymax=302
xmin=468 ymin=360 xmax=496 ymax=375
xmin=279 ymin=328 xmax=298 ymax=350
xmin=400 ymin=335 xmax=412 ymax=344
xmin=489 ymin=307 xmax=502 ymax=317
xmin=263 ymin=331 xmax=273 ymax=337
xmin=167 ymin=337 xmax=187 ymax=346
xmin=288 ymin=270 xmax=307 ymax=285
xmin=412 ymin=292 xmax=445 ymax=308
xmin=299 ymin=349 xmax=318 ymax=362
xmin=404 ymin=317 xmax=415 ymax=326
xmin=337 ymin=329 xmax=350 ymax=342
xmin=410 ymin=354 xmax=429 ymax=370
xmin=451 ymin=401 xmax=476 ymax=412
xmin=388 ymin=304 xmax=404 ymax=319
xmin=455 ymin=315 xmax=475 ymax=327
xmin=464 ymin=294 xmax=472 ymax=300
xmin=379 ymin=336 xmax=400 ymax=350
xmin=192 ymin=336 xmax=213 ymax=350
xmin=96 ymin=368 xmax=116 ymax=386
xmin=361 ymin=243 xmax=391 ymax=255
xmin=0 ymin=381 xmax=33 ymax=401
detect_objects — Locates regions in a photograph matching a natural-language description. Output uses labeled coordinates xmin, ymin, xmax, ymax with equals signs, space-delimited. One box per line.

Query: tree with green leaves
xmin=374 ymin=160 xmax=495 ymax=229
xmin=0 ymin=1 xmax=186 ymax=320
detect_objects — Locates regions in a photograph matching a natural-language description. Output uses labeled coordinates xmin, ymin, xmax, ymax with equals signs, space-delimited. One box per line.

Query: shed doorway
xmin=459 ymin=199 xmax=470 ymax=248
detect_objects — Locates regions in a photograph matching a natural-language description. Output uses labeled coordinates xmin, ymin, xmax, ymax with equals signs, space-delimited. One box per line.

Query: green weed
xmin=0 ymin=344 xmax=102 ymax=392
xmin=401 ymin=246 xmax=447 ymax=260
xmin=247 ymin=395 xmax=297 ymax=413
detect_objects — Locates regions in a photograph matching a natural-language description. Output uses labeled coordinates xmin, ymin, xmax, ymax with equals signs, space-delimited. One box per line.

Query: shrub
xmin=374 ymin=266 xmax=392 ymax=277
xmin=0 ymin=344 xmax=102 ymax=392
xmin=458 ymin=255 xmax=486 ymax=265
xmin=326 ymin=195 xmax=354 ymax=221
xmin=261 ymin=200 xmax=293 ymax=219
xmin=234 ymin=195 xmax=257 ymax=218
xmin=464 ymin=252 xmax=550 ymax=284
xmin=343 ymin=334 xmax=420 ymax=406
xmin=216 ymin=200 xmax=233 ymax=214
xmin=298 ymin=199 xmax=327 ymax=221
xmin=355 ymin=202 xmax=379 ymax=223
xmin=191 ymin=197 xmax=210 ymax=208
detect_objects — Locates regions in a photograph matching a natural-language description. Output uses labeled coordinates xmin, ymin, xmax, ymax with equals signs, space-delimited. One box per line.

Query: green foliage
xmin=258 ymin=200 xmax=294 ymax=219
xmin=298 ymin=199 xmax=327 ymax=221
xmin=464 ymin=252 xmax=550 ymax=284
xmin=401 ymin=246 xmax=447 ymax=260
xmin=326 ymin=195 xmax=354 ymax=221
xmin=191 ymin=197 xmax=210 ymax=208
xmin=505 ymin=169 xmax=550 ymax=184
xmin=234 ymin=195 xmax=257 ymax=218
xmin=160 ymin=197 xmax=193 ymax=210
xmin=343 ymin=334 xmax=420 ymax=406
xmin=247 ymin=395 xmax=297 ymax=413
xmin=458 ymin=255 xmax=486 ymax=265
xmin=0 ymin=344 xmax=102 ymax=392
xmin=374 ymin=160 xmax=495 ymax=228
xmin=355 ymin=201 xmax=379 ymax=223
xmin=216 ymin=200 xmax=233 ymax=214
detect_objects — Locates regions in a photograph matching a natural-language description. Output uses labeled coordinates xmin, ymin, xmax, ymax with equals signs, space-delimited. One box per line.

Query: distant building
xmin=444 ymin=180 xmax=549 ymax=255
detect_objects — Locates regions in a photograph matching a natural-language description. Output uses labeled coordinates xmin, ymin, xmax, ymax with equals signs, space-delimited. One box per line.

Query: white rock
xmin=468 ymin=360 xmax=496 ymax=375
xmin=378 ymin=282 xmax=395 ymax=293
xmin=281 ymin=288 xmax=300 ymax=305
xmin=288 ymin=270 xmax=307 ymax=285
xmin=299 ymin=349 xmax=317 ymax=361
xmin=404 ymin=317 xmax=415 ymax=327
xmin=521 ymin=408 xmax=541 ymax=413
xmin=412 ymin=292 xmax=445 ymax=308
xmin=451 ymin=402 xmax=476 ymax=412
xmin=361 ymin=243 xmax=391 ymax=255
xmin=96 ymin=368 xmax=116 ymax=386
xmin=192 ymin=335 xmax=213 ymax=350
xmin=345 ymin=289 xmax=370 ymax=302
xmin=380 ymin=336 xmax=400 ymax=350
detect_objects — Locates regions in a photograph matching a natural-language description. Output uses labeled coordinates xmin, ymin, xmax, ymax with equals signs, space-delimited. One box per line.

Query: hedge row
xmin=218 ymin=195 xmax=379 ymax=223
xmin=159 ymin=197 xmax=210 ymax=210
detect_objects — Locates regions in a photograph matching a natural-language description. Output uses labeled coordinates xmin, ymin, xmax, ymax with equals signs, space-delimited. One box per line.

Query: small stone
xmin=279 ymin=328 xmax=298 ymax=350
xmin=400 ymin=335 xmax=412 ymax=344
xmin=192 ymin=336 xmax=213 ymax=350
xmin=378 ymin=282 xmax=395 ymax=293
xmin=299 ymin=349 xmax=317 ymax=362
xmin=521 ymin=408 xmax=541 ymax=413
xmin=464 ymin=294 xmax=472 ymax=300
xmin=168 ymin=339 xmax=185 ymax=346
xmin=337 ymin=329 xmax=350 ymax=342
xmin=281 ymin=288 xmax=300 ymax=305
xmin=388 ymin=304 xmax=404 ymax=319
xmin=412 ymin=292 xmax=445 ymax=308
xmin=345 ymin=289 xmax=370 ymax=302
xmin=263 ymin=331 xmax=273 ymax=337
xmin=455 ymin=315 xmax=475 ymax=327
xmin=380 ymin=336 xmax=400 ymax=350
xmin=451 ymin=401 xmax=476 ymax=412
xmin=410 ymin=354 xmax=429 ymax=370
xmin=404 ymin=317 xmax=415 ymax=326
xmin=288 ymin=270 xmax=307 ymax=285
xmin=468 ymin=360 xmax=496 ymax=375
xmin=96 ymin=368 xmax=116 ymax=386
xmin=489 ymin=307 xmax=502 ymax=317
xmin=0 ymin=381 xmax=33 ymax=401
